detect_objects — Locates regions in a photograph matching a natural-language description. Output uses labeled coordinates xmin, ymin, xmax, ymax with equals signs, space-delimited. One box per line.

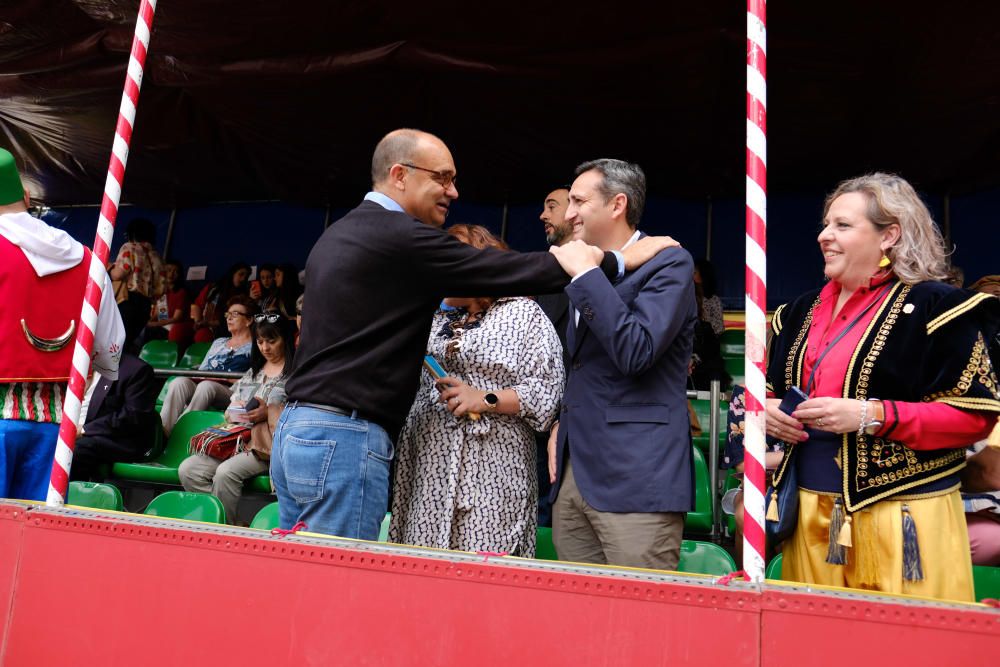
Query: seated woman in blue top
xmin=160 ymin=295 xmax=259 ymax=435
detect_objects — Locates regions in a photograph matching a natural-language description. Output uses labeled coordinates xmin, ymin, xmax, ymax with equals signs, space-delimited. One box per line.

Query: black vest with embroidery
xmin=767 ymin=280 xmax=1000 ymax=512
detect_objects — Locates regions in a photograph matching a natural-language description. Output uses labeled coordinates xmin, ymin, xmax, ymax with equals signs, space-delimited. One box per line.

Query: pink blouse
xmin=799 ymin=277 xmax=993 ymax=449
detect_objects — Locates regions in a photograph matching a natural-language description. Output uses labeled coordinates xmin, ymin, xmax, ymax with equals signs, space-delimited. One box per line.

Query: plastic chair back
xmin=161 ymin=410 xmax=225 ymax=468
xmin=155 ymin=376 xmax=175 ymax=412
xmin=677 ymin=539 xmax=737 ymax=576
xmin=690 ymin=398 xmax=727 ymax=453
xmin=139 ymin=340 xmax=179 ymax=369
xmin=766 ymin=553 xmax=783 ymax=580
xmin=684 ymin=446 xmax=713 ymax=533
xmin=720 ymin=329 xmax=746 ymax=358
xmin=535 ymin=526 xmax=558 ymax=561
xmin=973 ymin=565 xmax=1000 ymax=602
xmin=250 ymin=502 xmax=280 ymax=530
xmin=67 ymin=481 xmax=124 ymax=511
xmin=144 ymin=490 xmax=226 ymax=524
xmin=177 ymin=342 xmax=211 ymax=369
xmin=724 ymin=356 xmax=745 ymax=386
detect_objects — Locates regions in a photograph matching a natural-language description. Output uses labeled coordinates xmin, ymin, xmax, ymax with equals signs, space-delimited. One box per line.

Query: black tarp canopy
xmin=1 ymin=1 xmax=998 ymax=207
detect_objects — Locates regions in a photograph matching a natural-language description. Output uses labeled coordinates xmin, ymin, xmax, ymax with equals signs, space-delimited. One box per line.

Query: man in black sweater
xmin=271 ymin=128 xmax=674 ymax=540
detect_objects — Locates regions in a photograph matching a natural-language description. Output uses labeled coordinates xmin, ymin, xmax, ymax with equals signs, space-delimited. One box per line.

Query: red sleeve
xmin=877 ymin=400 xmax=995 ymax=449
xmin=195 ymin=284 xmax=210 ymax=308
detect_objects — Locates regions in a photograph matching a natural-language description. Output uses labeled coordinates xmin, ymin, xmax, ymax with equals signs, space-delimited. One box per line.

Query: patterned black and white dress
xmin=389 ymin=297 xmax=565 ymax=556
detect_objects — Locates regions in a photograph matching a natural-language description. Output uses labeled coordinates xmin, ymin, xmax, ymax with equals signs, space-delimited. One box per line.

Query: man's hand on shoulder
xmin=622 ymin=236 xmax=681 ymax=271
xmin=549 ymin=240 xmax=603 ymax=278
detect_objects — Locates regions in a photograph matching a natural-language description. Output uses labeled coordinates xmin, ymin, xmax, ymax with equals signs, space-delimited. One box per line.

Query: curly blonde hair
xmin=824 ymin=173 xmax=949 ymax=285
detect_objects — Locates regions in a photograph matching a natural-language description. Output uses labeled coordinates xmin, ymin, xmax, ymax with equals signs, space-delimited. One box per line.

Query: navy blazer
xmin=551 ymin=242 xmax=697 ymax=513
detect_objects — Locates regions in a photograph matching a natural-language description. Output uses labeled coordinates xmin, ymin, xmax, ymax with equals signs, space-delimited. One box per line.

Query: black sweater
xmin=285 ymin=200 xmax=618 ymax=440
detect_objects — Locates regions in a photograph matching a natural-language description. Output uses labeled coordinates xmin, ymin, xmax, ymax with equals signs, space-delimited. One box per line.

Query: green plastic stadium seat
xmin=724 ymin=356 xmax=745 ymax=386
xmin=685 ymin=446 xmax=713 ymax=534
xmin=677 ymin=539 xmax=737 ymax=576
xmin=766 ymin=553 xmax=783 ymax=580
xmin=690 ymin=398 xmax=728 ymax=453
xmin=973 ymin=565 xmax=1000 ymax=602
xmin=378 ymin=512 xmax=391 ymax=542
xmin=243 ymin=475 xmax=273 ymax=494
xmin=67 ymin=481 xmax=124 ymax=511
xmin=112 ymin=410 xmax=223 ymax=486
xmin=144 ymin=490 xmax=226 ymax=524
xmin=155 ymin=376 xmax=176 ymax=412
xmin=720 ymin=329 xmax=745 ymax=358
xmin=139 ymin=340 xmax=179 ymax=369
xmin=250 ymin=502 xmax=280 ymax=530
xmin=176 ymin=342 xmax=211 ymax=369
xmin=536 ymin=526 xmax=558 ymax=561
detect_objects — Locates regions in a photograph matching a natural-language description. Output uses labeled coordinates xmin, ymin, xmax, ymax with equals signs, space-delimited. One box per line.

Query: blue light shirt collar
xmin=364 ymin=191 xmax=405 ymax=213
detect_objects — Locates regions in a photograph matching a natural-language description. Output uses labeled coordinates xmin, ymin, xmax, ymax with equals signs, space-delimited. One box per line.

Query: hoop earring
xmin=878 ymin=253 xmax=891 ymax=269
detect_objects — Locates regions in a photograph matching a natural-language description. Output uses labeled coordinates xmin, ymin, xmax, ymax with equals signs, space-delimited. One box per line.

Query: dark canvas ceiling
xmin=1 ymin=1 xmax=999 ymax=207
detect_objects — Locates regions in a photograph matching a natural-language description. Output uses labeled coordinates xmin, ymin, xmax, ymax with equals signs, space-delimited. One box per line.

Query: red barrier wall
xmin=0 ymin=502 xmax=997 ymax=666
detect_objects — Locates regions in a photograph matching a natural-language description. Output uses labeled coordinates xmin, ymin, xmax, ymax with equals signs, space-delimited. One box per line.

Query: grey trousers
xmin=178 ymin=451 xmax=267 ymax=524
xmin=552 ymin=461 xmax=684 ymax=571
xmin=160 ymin=378 xmax=232 ymax=435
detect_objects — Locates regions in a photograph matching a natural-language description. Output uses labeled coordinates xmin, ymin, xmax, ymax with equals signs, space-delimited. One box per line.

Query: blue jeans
xmin=0 ymin=420 xmax=60 ymax=501
xmin=270 ymin=403 xmax=393 ymax=540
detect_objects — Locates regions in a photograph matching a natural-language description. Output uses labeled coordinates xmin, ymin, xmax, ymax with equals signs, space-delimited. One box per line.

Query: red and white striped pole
xmin=743 ymin=0 xmax=768 ymax=581
xmin=47 ymin=0 xmax=158 ymax=506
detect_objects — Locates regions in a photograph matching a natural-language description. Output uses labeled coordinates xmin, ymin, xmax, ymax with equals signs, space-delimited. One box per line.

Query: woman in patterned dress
xmin=389 ymin=225 xmax=565 ymax=557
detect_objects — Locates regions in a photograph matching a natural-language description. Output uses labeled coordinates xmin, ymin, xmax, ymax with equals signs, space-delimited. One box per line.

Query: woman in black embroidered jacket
xmin=764 ymin=173 xmax=999 ymax=601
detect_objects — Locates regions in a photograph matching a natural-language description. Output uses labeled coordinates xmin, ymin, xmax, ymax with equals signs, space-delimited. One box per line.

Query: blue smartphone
xmin=423 ymin=355 xmax=448 ymax=380
xmin=778 ymin=386 xmax=809 ymax=416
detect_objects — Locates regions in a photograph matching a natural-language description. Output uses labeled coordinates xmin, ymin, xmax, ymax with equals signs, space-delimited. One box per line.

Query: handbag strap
xmin=803 ymin=283 xmax=892 ymax=394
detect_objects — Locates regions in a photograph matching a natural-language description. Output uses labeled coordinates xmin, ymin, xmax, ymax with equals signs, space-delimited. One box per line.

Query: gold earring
xmin=878 ymin=253 xmax=891 ymax=269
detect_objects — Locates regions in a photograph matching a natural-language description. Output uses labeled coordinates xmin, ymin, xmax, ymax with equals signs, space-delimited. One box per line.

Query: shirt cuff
xmin=612 ymin=250 xmax=625 ymax=280
xmin=571 ymin=266 xmax=600 ymax=282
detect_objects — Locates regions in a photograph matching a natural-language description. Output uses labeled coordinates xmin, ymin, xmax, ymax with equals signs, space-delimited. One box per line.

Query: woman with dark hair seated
xmin=178 ymin=315 xmax=295 ymax=523
xmin=160 ymin=295 xmax=259 ymax=435
xmin=110 ymin=217 xmax=165 ymax=349
xmin=191 ymin=262 xmax=251 ymax=342
xmin=272 ymin=263 xmax=302 ymax=320
xmin=250 ymin=263 xmax=279 ymax=311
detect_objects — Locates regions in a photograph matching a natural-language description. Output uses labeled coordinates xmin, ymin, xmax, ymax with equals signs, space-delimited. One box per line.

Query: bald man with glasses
xmin=271 ymin=128 xmax=678 ymax=541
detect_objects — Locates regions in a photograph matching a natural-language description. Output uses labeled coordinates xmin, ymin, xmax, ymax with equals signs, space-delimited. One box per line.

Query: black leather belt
xmin=296 ymin=402 xmax=361 ymax=419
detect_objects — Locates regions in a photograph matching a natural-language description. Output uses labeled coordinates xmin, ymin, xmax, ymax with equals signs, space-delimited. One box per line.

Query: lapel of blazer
xmin=87 ymin=374 xmax=114 ymax=420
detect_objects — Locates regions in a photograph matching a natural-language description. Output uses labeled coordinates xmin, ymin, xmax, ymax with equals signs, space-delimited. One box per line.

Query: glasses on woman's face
xmin=254 ymin=313 xmax=281 ymax=324
xmin=224 ymin=310 xmax=248 ymax=320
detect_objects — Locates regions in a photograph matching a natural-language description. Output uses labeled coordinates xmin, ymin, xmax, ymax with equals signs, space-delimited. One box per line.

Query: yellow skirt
xmin=782 ymin=489 xmax=974 ymax=602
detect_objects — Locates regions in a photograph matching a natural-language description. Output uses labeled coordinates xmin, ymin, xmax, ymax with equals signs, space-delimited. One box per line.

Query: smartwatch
xmin=483 ymin=392 xmax=500 ymax=411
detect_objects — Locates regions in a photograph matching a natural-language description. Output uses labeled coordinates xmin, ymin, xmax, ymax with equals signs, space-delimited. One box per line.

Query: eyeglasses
xmin=254 ymin=313 xmax=281 ymax=323
xmin=400 ymin=163 xmax=457 ymax=189
xmin=224 ymin=311 xmax=248 ymax=320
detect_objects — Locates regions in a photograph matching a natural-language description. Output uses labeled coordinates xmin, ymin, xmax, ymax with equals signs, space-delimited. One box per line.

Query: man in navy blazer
xmin=547 ymin=159 xmax=697 ymax=570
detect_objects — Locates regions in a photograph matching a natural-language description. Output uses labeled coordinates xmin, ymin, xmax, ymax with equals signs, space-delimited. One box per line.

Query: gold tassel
xmin=855 ymin=510 xmax=881 ymax=589
xmin=878 ymin=253 xmax=891 ymax=268
xmin=766 ymin=494 xmax=780 ymax=521
xmin=837 ymin=513 xmax=853 ymax=547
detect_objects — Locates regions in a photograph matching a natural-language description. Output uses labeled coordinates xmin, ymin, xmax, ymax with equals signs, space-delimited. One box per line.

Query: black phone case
xmin=778 ymin=387 xmax=808 ymax=416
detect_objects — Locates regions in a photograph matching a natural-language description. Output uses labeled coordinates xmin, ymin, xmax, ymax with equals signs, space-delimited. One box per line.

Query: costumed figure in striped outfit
xmin=0 ymin=148 xmax=125 ymax=500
